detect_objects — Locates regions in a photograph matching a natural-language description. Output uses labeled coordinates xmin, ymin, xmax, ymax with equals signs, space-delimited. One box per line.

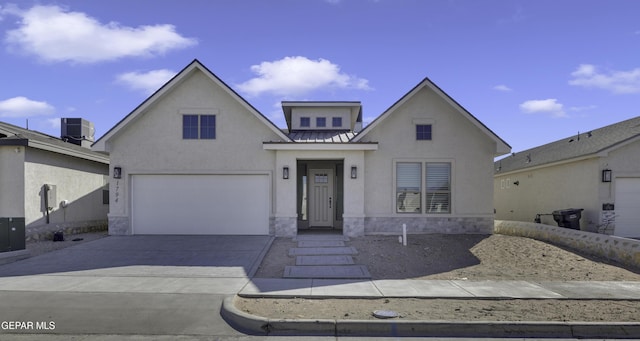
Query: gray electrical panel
xmin=0 ymin=217 xmax=26 ymax=252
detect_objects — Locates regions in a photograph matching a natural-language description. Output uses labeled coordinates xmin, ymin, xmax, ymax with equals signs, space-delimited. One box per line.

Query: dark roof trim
xmin=93 ymin=59 xmax=291 ymax=150
xmin=0 ymin=136 xmax=28 ymax=146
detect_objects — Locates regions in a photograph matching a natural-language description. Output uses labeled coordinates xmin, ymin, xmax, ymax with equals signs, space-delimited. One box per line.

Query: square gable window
xmin=183 ymin=114 xmax=216 ymax=139
xmin=300 ymin=117 xmax=310 ymax=127
xmin=416 ymin=124 xmax=432 ymax=140
xmin=183 ymin=115 xmax=199 ymax=139
xmin=332 ymin=117 xmax=342 ymax=128
xmin=316 ymin=117 xmax=326 ymax=127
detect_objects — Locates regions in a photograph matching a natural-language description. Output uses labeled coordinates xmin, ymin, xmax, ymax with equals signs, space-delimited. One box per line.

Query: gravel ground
xmin=24 ymin=231 xmax=109 ymax=258
xmin=244 ymin=233 xmax=640 ymax=321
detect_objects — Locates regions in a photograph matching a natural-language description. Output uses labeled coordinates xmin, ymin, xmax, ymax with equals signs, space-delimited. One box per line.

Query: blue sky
xmin=1 ymin=0 xmax=639 ymax=156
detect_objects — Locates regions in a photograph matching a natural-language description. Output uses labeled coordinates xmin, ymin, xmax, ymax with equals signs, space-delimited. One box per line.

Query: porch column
xmin=274 ymin=151 xmax=297 ymax=237
xmin=343 ymin=152 xmax=365 ymax=237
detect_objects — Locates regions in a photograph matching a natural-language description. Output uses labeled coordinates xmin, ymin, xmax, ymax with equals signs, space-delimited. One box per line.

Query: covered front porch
xmin=263 ymin=144 xmax=376 ymax=237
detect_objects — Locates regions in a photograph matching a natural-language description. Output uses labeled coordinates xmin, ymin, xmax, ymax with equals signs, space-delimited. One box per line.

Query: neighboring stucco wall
xmin=493 ymin=140 xmax=640 ymax=234
xmin=495 ymin=220 xmax=640 ymax=270
xmin=23 ymin=147 xmax=108 ymax=229
xmin=360 ymin=86 xmax=497 ymax=234
xmin=0 ymin=145 xmax=25 ymax=218
xmin=494 ymin=158 xmax=600 ymax=231
xmin=598 ymin=140 xmax=640 ymax=235
xmin=107 ymin=69 xmax=281 ymax=234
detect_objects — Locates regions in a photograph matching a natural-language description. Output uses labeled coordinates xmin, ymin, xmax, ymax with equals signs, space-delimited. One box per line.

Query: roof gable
xmin=352 ymin=77 xmax=510 ymax=156
xmin=495 ymin=116 xmax=640 ymax=174
xmin=92 ymin=59 xmax=290 ymax=152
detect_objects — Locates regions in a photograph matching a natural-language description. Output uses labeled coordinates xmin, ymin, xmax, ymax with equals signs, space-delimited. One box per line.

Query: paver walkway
xmin=283 ymin=234 xmax=371 ymax=279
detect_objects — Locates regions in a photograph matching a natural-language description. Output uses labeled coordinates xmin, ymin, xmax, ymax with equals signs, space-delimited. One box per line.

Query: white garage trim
xmin=131 ymin=174 xmax=270 ymax=235
xmin=614 ymin=177 xmax=640 ymax=238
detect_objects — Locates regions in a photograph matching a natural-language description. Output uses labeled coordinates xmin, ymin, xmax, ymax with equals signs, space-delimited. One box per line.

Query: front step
xmin=284 ymin=265 xmax=371 ymax=279
xmin=296 ymin=255 xmax=355 ymax=265
xmin=298 ymin=240 xmax=345 ymax=247
xmin=289 ymin=247 xmax=357 ymax=256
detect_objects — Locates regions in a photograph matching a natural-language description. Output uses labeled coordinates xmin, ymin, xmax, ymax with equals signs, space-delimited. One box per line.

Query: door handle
xmin=329 ymin=197 xmax=332 ymax=208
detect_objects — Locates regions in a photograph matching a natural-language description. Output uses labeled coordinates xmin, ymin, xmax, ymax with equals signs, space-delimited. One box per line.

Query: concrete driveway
xmin=0 ymin=235 xmax=273 ymax=338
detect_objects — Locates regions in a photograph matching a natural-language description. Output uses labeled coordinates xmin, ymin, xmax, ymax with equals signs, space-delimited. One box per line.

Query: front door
xmin=309 ymin=168 xmax=334 ymax=227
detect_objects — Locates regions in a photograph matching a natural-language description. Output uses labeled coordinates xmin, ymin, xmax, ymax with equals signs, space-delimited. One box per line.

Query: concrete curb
xmin=221 ymin=295 xmax=640 ymax=338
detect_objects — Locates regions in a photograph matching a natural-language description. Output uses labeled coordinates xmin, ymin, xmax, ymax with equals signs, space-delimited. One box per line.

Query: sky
xmin=0 ymin=0 xmax=639 ymax=157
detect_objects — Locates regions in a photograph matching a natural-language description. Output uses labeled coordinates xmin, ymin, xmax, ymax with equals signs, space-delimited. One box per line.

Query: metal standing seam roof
xmin=495 ymin=116 xmax=640 ymax=174
xmin=287 ymin=130 xmax=357 ymax=143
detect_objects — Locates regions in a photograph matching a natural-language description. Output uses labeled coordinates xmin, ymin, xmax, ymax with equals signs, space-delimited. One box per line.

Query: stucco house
xmin=92 ymin=59 xmax=510 ymax=237
xmin=0 ymin=120 xmax=109 ymax=250
xmin=494 ymin=116 xmax=640 ymax=238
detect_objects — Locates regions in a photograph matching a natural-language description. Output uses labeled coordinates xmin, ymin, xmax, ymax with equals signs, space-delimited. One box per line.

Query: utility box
xmin=0 ymin=217 xmax=26 ymax=252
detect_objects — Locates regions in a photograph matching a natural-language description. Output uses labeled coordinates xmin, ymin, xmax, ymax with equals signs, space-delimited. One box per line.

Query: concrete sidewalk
xmin=239 ymin=278 xmax=640 ymax=299
xmin=224 ymin=279 xmax=640 ymax=338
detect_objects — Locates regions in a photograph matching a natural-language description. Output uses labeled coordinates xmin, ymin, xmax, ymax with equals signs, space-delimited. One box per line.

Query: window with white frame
xmin=396 ymin=161 xmax=451 ymax=214
xmin=425 ymin=163 xmax=451 ymax=213
xmin=396 ymin=162 xmax=421 ymax=213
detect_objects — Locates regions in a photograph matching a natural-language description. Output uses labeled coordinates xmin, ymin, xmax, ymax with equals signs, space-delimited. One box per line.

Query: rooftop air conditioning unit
xmin=61 ymin=118 xmax=95 ymax=148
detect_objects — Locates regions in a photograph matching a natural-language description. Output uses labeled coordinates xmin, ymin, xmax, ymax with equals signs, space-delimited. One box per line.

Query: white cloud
xmin=569 ymin=64 xmax=640 ymax=94
xmin=116 ymin=69 xmax=176 ymax=94
xmin=4 ymin=5 xmax=196 ymax=63
xmin=519 ymin=99 xmax=566 ymax=118
xmin=0 ymin=96 xmax=55 ymax=118
xmin=493 ymin=84 xmax=512 ymax=92
xmin=46 ymin=117 xmax=61 ymax=130
xmin=569 ymin=105 xmax=597 ymax=112
xmin=236 ymin=56 xmax=372 ymax=97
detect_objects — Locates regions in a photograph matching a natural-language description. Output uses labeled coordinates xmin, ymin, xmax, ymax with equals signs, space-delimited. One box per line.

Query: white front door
xmin=309 ymin=169 xmax=334 ymax=227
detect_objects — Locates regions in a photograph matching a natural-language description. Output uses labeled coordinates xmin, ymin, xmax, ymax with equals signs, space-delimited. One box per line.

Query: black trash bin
xmin=552 ymin=208 xmax=584 ymax=230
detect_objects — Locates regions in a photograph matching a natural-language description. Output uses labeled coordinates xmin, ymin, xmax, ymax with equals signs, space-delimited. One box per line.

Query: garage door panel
xmin=132 ymin=174 xmax=270 ymax=235
xmin=615 ymin=178 xmax=640 ymax=238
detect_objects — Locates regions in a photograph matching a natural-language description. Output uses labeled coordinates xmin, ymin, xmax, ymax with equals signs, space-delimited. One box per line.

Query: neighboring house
xmin=92 ymin=59 xmax=510 ymax=237
xmin=0 ymin=120 xmax=109 ymax=249
xmin=494 ymin=116 xmax=640 ymax=238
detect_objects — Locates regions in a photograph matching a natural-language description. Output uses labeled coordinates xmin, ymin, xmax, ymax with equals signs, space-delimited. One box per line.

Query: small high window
xmin=332 ymin=117 xmax=342 ymax=128
xmin=183 ymin=114 xmax=215 ymax=139
xmin=416 ymin=124 xmax=432 ymax=140
xmin=316 ymin=117 xmax=326 ymax=127
xmin=300 ymin=117 xmax=310 ymax=127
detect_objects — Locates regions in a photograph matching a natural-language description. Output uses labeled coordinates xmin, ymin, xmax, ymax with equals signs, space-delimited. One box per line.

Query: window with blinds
xmin=396 ymin=162 xmax=421 ymax=213
xmin=396 ymin=161 xmax=451 ymax=214
xmin=426 ymin=163 xmax=451 ymax=213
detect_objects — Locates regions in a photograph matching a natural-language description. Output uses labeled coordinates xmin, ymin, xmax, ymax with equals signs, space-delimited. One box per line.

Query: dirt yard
xmin=242 ymin=233 xmax=640 ymax=321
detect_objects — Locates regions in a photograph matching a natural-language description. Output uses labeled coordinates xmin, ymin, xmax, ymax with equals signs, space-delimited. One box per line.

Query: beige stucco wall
xmin=361 ymin=86 xmax=497 ymax=219
xmin=494 ymin=158 xmax=600 ymax=230
xmin=106 ymin=68 xmax=282 ymax=233
xmin=0 ymin=145 xmax=25 ymax=217
xmin=494 ymin=140 xmax=640 ymax=233
xmin=23 ymin=147 xmax=108 ymax=227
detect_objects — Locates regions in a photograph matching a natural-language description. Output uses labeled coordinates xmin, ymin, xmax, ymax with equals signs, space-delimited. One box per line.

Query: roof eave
xmin=263 ymin=142 xmax=378 ymax=151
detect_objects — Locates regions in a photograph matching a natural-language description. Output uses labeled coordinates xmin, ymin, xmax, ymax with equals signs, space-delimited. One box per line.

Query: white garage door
xmin=614 ymin=178 xmax=640 ymax=238
xmin=131 ymin=174 xmax=270 ymax=235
